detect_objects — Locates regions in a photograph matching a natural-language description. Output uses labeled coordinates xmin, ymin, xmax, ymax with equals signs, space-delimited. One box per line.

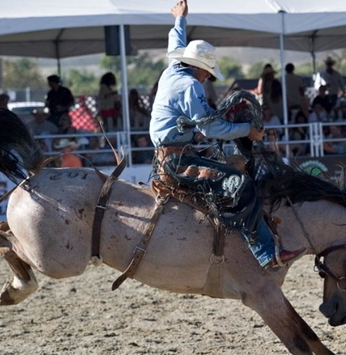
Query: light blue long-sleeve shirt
xmin=149 ymin=16 xmax=250 ymax=147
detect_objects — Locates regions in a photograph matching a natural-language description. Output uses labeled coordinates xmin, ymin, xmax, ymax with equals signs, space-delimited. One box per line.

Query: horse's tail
xmin=0 ymin=108 xmax=45 ymax=183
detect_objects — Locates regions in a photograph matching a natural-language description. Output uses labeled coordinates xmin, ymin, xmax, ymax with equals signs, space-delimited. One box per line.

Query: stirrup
xmin=274 ymin=243 xmax=286 ymax=267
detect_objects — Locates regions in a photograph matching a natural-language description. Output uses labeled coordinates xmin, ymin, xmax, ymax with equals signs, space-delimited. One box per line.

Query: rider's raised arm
xmin=168 ymin=0 xmax=188 ymax=62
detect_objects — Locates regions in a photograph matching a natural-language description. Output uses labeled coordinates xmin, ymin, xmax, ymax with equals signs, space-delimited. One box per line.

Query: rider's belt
xmin=155 ymin=145 xmax=196 ymax=161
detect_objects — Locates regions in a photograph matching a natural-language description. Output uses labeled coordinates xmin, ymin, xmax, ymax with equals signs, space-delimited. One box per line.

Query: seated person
xmin=83 ymin=136 xmax=115 ymax=166
xmin=132 ymin=135 xmax=154 ymax=164
xmin=334 ymin=96 xmax=346 ymax=120
xmin=58 ymin=113 xmax=77 ymax=135
xmin=53 ymin=138 xmax=83 ymax=167
xmin=323 ymin=125 xmax=346 ymax=154
xmin=27 ymin=107 xmax=59 ymax=152
xmin=289 ymin=111 xmax=310 ymax=157
xmin=308 ymin=103 xmax=328 ymax=123
xmin=312 ymin=85 xmax=333 ymax=115
xmin=129 ymin=88 xmax=150 ymax=131
xmin=262 ymin=105 xmax=283 ymax=138
xmin=149 ymin=0 xmax=305 ymax=270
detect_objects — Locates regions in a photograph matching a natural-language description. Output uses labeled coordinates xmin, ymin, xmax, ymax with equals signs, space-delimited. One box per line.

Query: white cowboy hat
xmin=54 ymin=138 xmax=77 ymax=150
xmin=167 ymin=40 xmax=225 ymax=81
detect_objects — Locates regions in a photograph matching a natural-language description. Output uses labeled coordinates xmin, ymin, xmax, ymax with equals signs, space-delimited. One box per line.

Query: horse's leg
xmin=243 ymin=286 xmax=335 ymax=355
xmin=0 ymin=226 xmax=38 ymax=305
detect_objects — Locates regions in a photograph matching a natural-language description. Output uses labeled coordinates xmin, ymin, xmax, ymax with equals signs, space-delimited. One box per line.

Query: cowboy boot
xmin=242 ymin=218 xmax=306 ymax=268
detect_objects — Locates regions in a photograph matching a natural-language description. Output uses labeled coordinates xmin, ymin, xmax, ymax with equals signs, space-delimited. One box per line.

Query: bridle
xmin=314 ymin=244 xmax=346 ymax=292
xmin=286 ymin=195 xmax=346 ymax=292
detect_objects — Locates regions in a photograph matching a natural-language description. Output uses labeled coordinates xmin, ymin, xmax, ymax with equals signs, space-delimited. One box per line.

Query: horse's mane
xmin=216 ymin=91 xmax=346 ymax=212
xmin=254 ymin=149 xmax=346 ymax=211
xmin=0 ymin=108 xmax=44 ymax=183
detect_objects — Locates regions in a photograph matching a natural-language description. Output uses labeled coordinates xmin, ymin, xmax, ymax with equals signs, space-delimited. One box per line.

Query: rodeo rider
xmin=149 ymin=0 xmax=306 ymax=269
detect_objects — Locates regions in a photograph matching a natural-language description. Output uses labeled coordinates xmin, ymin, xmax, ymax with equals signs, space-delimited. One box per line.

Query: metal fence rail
xmin=33 ymin=121 xmax=346 ymax=167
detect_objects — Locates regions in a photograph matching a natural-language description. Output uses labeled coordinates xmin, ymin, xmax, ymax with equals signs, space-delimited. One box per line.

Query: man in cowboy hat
xmin=315 ymin=56 xmax=345 ymax=112
xmin=149 ymin=0 xmax=305 ymax=269
xmin=53 ymin=138 xmax=82 ymax=168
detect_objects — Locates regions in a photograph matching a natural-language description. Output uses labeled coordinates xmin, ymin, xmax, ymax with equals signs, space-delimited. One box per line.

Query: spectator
xmin=132 ymin=135 xmax=153 ymax=164
xmin=53 ymin=138 xmax=83 ymax=167
xmin=27 ymin=107 xmax=59 ymax=152
xmin=299 ymin=96 xmax=312 ymax=122
xmin=129 ymin=88 xmax=150 ymax=130
xmin=323 ymin=125 xmax=346 ymax=155
xmin=254 ymin=63 xmax=276 ymax=106
xmin=58 ymin=113 xmax=77 ymax=135
xmin=284 ymin=63 xmax=305 ymax=113
xmin=98 ymin=72 xmax=122 ymax=131
xmin=314 ymin=56 xmax=345 ymax=113
xmin=0 ymin=93 xmax=10 ymax=109
xmin=312 ymin=85 xmax=333 ymax=115
xmin=269 ymin=78 xmax=284 ymax=121
xmin=84 ymin=136 xmax=115 ymax=166
xmin=334 ymin=96 xmax=346 ymax=121
xmin=262 ymin=104 xmax=283 ymax=138
xmin=308 ymin=103 xmax=328 ymax=123
xmin=289 ymin=110 xmax=310 ymax=157
xmin=45 ymin=75 xmax=75 ymax=127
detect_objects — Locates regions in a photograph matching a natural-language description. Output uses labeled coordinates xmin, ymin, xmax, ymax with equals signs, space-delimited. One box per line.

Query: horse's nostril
xmin=319 ymin=302 xmax=335 ymax=318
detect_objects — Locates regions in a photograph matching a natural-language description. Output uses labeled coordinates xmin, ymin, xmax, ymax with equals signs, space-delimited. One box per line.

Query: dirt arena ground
xmin=0 ymin=255 xmax=345 ymax=355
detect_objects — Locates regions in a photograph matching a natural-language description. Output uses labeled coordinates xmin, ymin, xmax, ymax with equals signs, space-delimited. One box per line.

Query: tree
xmin=246 ymin=61 xmax=280 ymax=79
xmin=294 ymin=62 xmax=315 ymax=77
xmin=218 ymin=57 xmax=244 ymax=84
xmin=63 ymin=69 xmax=98 ymax=96
xmin=127 ymin=53 xmax=165 ymax=90
xmin=3 ymin=58 xmax=46 ymax=89
xmin=99 ymin=52 xmax=166 ymax=91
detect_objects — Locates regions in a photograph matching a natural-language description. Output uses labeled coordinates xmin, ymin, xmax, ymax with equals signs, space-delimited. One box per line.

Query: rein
xmin=286 ymin=195 xmax=318 ymax=255
xmin=315 ymin=244 xmax=346 ymax=292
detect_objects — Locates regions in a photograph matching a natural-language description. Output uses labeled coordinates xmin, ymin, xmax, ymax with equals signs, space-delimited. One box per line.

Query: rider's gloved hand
xmin=247 ymin=126 xmax=265 ymax=142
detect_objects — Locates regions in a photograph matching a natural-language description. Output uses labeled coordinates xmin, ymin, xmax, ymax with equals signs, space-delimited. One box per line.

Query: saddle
xmin=152 ymin=145 xmax=252 ymax=215
xmin=151 ymin=146 xmax=281 ymax=236
xmin=152 ymin=145 xmax=224 ymax=216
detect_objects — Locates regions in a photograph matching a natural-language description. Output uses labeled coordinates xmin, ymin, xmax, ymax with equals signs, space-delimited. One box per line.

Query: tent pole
xmin=57 ymin=58 xmax=61 ymax=77
xmin=279 ymin=11 xmax=289 ymax=157
xmin=119 ymin=24 xmax=132 ymax=166
xmin=309 ymin=31 xmax=317 ymax=75
xmin=311 ymin=51 xmax=316 ymax=75
xmin=54 ymin=41 xmax=61 ymax=76
xmin=54 ymin=29 xmax=64 ymax=77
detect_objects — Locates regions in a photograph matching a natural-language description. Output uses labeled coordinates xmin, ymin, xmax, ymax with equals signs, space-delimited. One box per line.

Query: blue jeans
xmin=242 ymin=218 xmax=276 ymax=267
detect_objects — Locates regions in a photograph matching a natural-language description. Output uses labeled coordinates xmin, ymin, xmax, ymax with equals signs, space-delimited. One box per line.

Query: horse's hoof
xmin=0 ymin=278 xmax=37 ymax=306
xmin=0 ymin=285 xmax=16 ymax=305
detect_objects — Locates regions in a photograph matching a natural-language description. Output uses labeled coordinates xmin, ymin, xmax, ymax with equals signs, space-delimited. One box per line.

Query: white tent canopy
xmin=1 ymin=0 xmax=346 ymax=58
xmin=2 ymin=0 xmax=346 ymax=130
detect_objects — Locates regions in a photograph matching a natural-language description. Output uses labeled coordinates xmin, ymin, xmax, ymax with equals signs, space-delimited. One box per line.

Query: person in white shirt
xmin=315 ymin=57 xmax=345 ymax=111
xmin=308 ymin=103 xmax=328 ymax=123
xmin=285 ymin=63 xmax=305 ymax=110
xmin=262 ymin=105 xmax=283 ymax=137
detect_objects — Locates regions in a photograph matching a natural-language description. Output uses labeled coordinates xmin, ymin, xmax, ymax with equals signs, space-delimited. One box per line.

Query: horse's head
xmin=316 ymin=241 xmax=346 ymax=326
